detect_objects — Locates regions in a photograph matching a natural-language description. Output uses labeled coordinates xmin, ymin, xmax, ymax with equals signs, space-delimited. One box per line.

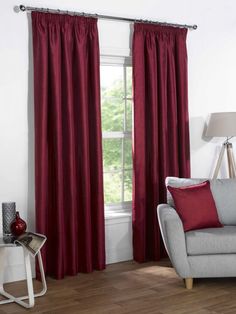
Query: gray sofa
xmin=157 ymin=177 xmax=236 ymax=289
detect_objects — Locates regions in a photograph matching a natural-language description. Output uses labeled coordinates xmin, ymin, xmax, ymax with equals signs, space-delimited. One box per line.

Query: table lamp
xmin=205 ymin=112 xmax=236 ymax=179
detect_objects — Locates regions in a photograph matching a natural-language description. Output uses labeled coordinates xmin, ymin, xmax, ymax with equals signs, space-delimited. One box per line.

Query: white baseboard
xmin=106 ymin=247 xmax=133 ymax=264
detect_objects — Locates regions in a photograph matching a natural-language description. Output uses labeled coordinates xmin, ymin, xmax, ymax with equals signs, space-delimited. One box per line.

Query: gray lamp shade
xmin=205 ymin=112 xmax=236 ymax=137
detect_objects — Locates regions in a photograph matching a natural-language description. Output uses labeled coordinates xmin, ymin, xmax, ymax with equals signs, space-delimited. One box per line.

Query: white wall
xmin=1 ymin=0 xmax=236 ymax=282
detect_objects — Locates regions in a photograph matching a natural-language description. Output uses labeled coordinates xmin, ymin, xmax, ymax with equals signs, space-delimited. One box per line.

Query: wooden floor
xmin=1 ymin=259 xmax=236 ymax=314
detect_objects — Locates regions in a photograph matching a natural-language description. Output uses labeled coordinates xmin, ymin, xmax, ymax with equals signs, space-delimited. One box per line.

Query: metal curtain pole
xmin=18 ymin=5 xmax=197 ymax=30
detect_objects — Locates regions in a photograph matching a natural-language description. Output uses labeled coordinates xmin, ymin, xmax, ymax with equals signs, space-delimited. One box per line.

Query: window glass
xmin=124 ymin=138 xmax=132 ymax=169
xmin=101 ymin=61 xmax=133 ymax=209
xmin=124 ymin=170 xmax=132 ymax=202
xmin=103 ymin=139 xmax=122 ymax=171
xmin=126 ymin=67 xmax=132 ymax=98
xmin=104 ymin=172 xmax=122 ymax=204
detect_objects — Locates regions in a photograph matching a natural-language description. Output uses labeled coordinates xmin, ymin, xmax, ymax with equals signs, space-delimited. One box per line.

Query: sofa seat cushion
xmin=186 ymin=226 xmax=236 ymax=255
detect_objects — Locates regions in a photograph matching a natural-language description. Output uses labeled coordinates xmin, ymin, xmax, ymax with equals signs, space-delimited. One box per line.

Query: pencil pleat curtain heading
xmin=132 ymin=23 xmax=190 ymax=262
xmin=32 ymin=12 xmax=105 ymax=279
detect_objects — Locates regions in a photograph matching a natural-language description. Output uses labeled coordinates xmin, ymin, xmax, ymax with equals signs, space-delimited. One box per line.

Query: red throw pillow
xmin=167 ymin=181 xmax=222 ymax=232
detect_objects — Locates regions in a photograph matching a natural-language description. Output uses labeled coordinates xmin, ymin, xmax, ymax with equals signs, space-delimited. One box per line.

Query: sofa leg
xmin=185 ymin=278 xmax=193 ymax=289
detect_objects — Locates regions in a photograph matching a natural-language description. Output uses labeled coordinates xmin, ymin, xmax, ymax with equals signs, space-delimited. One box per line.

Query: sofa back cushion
xmin=166 ymin=177 xmax=236 ymax=225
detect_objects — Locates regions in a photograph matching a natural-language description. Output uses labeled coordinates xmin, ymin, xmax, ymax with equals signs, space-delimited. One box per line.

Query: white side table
xmin=0 ymin=237 xmax=47 ymax=308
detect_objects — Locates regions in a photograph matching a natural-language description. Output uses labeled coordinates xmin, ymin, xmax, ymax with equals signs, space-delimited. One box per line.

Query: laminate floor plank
xmin=0 ymin=260 xmax=236 ymax=314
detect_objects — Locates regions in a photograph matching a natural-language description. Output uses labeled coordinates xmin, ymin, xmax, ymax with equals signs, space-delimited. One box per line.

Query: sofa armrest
xmin=157 ymin=204 xmax=191 ymax=278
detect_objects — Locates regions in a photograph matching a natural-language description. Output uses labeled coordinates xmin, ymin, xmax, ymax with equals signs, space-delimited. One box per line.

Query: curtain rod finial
xmin=193 ymin=24 xmax=198 ymax=30
xmin=19 ymin=5 xmax=26 ymax=11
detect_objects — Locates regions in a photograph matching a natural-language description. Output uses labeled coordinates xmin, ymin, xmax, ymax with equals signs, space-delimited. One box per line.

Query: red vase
xmin=10 ymin=211 xmax=27 ymax=236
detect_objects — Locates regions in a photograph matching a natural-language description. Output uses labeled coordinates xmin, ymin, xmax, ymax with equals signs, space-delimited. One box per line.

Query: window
xmin=100 ymin=57 xmax=133 ymax=212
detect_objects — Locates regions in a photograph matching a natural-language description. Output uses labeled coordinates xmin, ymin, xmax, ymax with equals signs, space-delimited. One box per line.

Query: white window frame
xmin=100 ymin=55 xmax=132 ymax=213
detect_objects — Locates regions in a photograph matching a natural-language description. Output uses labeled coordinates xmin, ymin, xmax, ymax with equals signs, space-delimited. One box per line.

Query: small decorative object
xmin=10 ymin=211 xmax=27 ymax=236
xmin=2 ymin=202 xmax=16 ymax=236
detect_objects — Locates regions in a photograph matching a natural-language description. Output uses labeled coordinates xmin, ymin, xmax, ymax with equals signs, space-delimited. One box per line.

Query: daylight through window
xmin=100 ymin=58 xmax=133 ymax=211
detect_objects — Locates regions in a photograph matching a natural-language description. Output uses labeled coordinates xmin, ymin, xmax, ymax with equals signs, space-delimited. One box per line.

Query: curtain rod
xmin=19 ymin=5 xmax=197 ymax=30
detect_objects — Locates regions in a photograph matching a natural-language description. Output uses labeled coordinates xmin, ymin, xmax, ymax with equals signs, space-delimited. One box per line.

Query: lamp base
xmin=213 ymin=142 xmax=236 ymax=179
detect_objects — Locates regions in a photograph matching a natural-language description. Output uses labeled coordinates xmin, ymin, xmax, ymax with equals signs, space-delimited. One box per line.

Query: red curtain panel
xmin=32 ymin=12 xmax=105 ymax=279
xmin=132 ymin=23 xmax=190 ymax=262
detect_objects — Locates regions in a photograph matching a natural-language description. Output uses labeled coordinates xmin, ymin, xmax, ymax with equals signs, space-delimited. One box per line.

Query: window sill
xmin=105 ymin=210 xmax=132 ymax=225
